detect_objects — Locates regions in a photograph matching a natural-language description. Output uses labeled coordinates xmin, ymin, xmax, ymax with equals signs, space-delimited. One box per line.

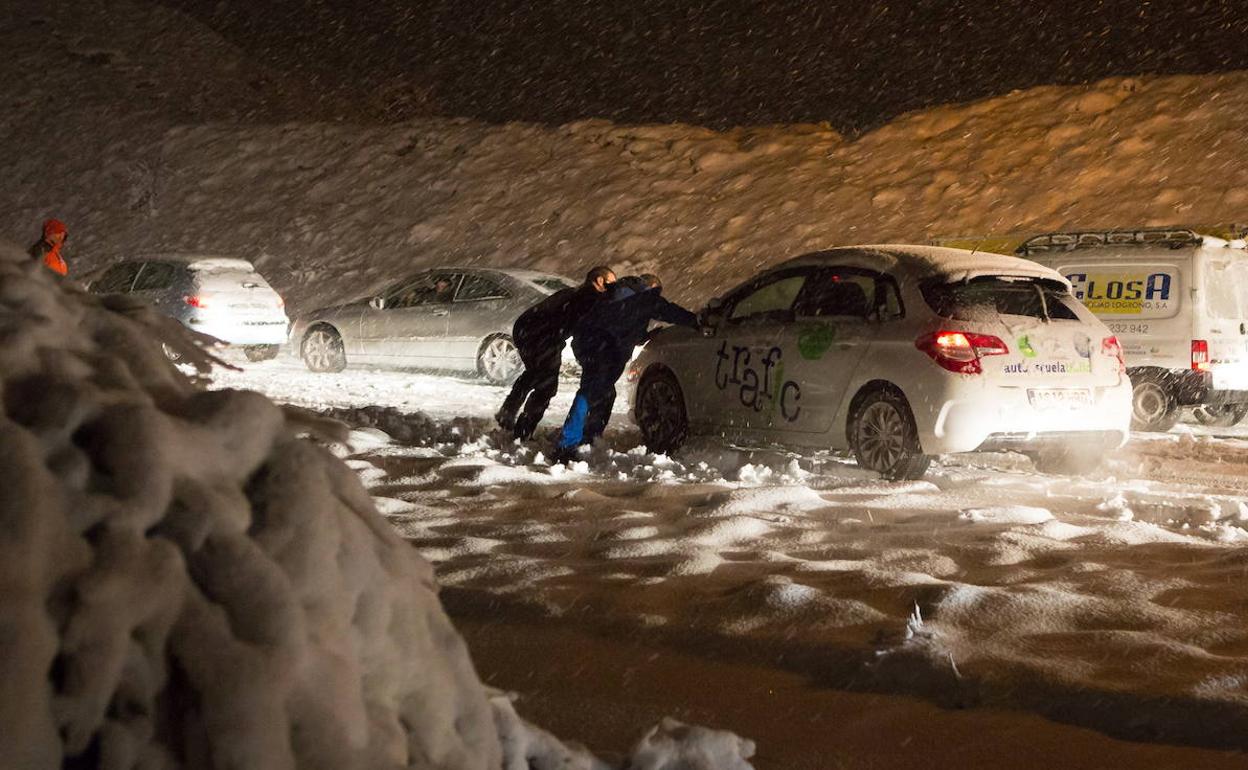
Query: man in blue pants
xmin=554 ymin=273 xmax=698 ymax=463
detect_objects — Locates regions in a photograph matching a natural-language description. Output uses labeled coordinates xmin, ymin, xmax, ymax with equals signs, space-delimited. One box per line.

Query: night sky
xmin=165 ymin=0 xmax=1248 ymax=131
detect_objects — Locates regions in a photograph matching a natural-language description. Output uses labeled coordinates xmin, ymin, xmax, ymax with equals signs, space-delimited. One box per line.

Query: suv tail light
xmin=183 ymin=295 xmax=207 ymax=309
xmin=1192 ymin=339 xmax=1211 ymax=371
xmin=1101 ymin=336 xmax=1126 ymax=374
xmin=915 ymin=330 xmax=1009 ymax=374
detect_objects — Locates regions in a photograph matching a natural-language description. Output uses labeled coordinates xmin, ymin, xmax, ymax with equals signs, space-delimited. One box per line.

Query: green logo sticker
xmin=797 ymin=324 xmax=837 ymax=360
xmin=1017 ymin=335 xmax=1037 ymax=358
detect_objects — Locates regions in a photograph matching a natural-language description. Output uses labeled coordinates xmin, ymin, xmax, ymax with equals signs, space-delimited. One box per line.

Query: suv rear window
xmin=922 ymin=276 xmax=1081 ymax=322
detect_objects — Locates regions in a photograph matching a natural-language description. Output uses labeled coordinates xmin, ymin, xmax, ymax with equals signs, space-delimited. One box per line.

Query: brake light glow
xmin=915 ymin=330 xmax=1009 ymax=374
xmin=1192 ymin=339 xmax=1211 ymax=372
xmin=1101 ymin=336 xmax=1126 ymax=374
xmin=183 ymin=295 xmax=207 ymax=309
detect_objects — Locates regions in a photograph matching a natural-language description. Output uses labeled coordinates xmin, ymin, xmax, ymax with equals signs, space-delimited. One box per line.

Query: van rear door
xmin=1197 ymin=256 xmax=1248 ymax=391
xmin=1047 ymin=260 xmax=1189 ymax=371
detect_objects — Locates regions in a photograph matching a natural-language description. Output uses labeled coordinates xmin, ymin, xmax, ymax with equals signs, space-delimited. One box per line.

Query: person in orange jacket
xmin=29 ymin=218 xmax=69 ymax=276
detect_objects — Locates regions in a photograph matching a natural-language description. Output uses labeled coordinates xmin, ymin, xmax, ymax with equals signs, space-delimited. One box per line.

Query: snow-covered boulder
xmin=0 ymin=243 xmax=757 ymax=769
xmin=0 ymin=241 xmax=501 ymax=768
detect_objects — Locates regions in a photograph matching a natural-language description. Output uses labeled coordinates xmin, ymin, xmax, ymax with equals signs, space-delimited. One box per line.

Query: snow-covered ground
xmin=213 ymin=353 xmax=1248 ymax=750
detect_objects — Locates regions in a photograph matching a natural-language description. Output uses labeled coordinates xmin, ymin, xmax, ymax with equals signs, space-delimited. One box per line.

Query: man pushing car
xmin=553 ymin=273 xmax=698 ymax=463
xmin=496 ymin=265 xmax=616 ymax=440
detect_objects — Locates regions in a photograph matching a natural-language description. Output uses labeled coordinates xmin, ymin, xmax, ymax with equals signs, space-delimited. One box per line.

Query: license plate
xmin=1028 ymin=388 xmax=1092 ymax=408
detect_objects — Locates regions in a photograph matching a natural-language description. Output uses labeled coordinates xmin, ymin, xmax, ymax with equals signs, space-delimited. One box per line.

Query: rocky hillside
xmin=3 ymin=0 xmax=1246 ymax=313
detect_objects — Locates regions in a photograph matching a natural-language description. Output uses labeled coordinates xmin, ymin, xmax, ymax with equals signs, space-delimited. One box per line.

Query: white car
xmin=89 ymin=255 xmax=289 ymax=361
xmin=627 ymin=245 xmax=1133 ymax=478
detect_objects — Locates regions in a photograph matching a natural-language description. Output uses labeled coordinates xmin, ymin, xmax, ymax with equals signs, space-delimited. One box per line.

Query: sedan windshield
xmin=921 ymin=275 xmax=1080 ymax=321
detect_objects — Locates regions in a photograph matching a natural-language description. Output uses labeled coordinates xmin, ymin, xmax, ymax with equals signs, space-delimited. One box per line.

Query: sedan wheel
xmin=479 ymin=336 xmax=522 ymax=384
xmin=302 ymin=328 xmax=347 ymax=373
xmin=636 ymin=370 xmax=688 ymax=454
xmin=850 ymin=390 xmax=931 ymax=480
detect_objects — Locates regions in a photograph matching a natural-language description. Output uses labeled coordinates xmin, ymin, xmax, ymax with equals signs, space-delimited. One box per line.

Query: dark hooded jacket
xmin=575 ymin=276 xmax=698 ymax=350
xmin=513 ymin=283 xmax=603 ymax=349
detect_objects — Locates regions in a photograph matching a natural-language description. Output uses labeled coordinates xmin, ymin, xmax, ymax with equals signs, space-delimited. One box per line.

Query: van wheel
xmin=849 ymin=389 xmax=931 ymax=480
xmin=302 ymin=327 xmax=347 ymax=373
xmin=635 ymin=369 xmax=689 ymax=454
xmin=478 ymin=335 xmax=522 ymax=384
xmin=1130 ymin=375 xmax=1179 ymax=432
xmin=1192 ymin=403 xmax=1248 ymax=428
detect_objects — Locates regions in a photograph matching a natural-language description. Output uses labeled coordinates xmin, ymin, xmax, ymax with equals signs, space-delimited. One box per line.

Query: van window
xmin=921 ymin=276 xmax=1080 ymax=322
xmin=1060 ymin=265 xmax=1180 ymax=319
xmin=1205 ymin=261 xmax=1248 ymax=320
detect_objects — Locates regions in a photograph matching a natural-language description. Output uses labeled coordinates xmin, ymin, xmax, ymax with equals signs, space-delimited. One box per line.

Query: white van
xmin=1020 ymin=227 xmax=1248 ymax=430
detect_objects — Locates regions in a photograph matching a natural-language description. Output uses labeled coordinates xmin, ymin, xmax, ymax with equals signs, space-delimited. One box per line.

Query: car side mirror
xmin=369 ymin=296 xmax=385 ymax=310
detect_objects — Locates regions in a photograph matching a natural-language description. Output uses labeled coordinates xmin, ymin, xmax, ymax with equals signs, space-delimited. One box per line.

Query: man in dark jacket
xmin=496 ymin=265 xmax=616 ymax=439
xmin=29 ymin=218 xmax=68 ymax=276
xmin=554 ymin=273 xmax=698 ymax=461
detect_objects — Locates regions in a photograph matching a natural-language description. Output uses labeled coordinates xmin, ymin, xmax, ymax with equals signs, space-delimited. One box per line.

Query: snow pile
xmin=132 ymin=72 xmax=1248 ymax=314
xmin=0 ymin=246 xmax=755 ymax=768
xmin=5 ymin=0 xmax=1247 ymax=314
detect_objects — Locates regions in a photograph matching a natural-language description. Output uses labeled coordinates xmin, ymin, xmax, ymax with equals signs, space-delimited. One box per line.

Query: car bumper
xmin=920 ymin=380 xmax=1133 ymax=455
xmin=186 ymin=317 xmax=289 ymax=346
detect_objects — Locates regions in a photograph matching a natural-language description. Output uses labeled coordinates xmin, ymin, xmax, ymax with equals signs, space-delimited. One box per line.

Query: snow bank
xmin=125 ymin=72 xmax=1248 ymax=314
xmin=5 ymin=0 xmax=1247 ymax=314
xmin=0 ymin=245 xmax=755 ymax=767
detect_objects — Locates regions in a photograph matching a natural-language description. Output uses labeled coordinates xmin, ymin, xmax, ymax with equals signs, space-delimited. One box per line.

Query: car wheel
xmin=850 ymin=389 xmax=931 ymax=480
xmin=635 ymin=369 xmax=689 ymax=454
xmin=478 ymin=335 xmax=522 ymax=385
xmin=1130 ymin=376 xmax=1178 ymax=432
xmin=243 ymin=344 xmax=280 ymax=362
xmin=1191 ymin=403 xmax=1248 ymax=428
xmin=302 ymin=327 xmax=347 ymax=373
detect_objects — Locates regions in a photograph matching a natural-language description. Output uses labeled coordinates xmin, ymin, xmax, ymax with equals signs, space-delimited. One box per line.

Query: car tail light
xmin=625 ymin=364 xmax=641 ymax=383
xmin=183 ymin=295 xmax=207 ymax=309
xmin=1192 ymin=339 xmax=1211 ymax=371
xmin=1101 ymin=336 xmax=1126 ymax=374
xmin=915 ymin=330 xmax=1009 ymax=374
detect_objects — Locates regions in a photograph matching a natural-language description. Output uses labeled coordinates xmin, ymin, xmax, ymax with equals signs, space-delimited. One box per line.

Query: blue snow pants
xmin=557 ymin=332 xmax=631 ymax=452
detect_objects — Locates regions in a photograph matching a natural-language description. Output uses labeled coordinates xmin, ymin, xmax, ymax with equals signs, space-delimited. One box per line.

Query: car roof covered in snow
xmin=128 ymin=253 xmax=257 ymax=271
xmin=426 ymin=266 xmax=575 ymax=284
xmin=777 ymin=245 xmax=1069 ymax=287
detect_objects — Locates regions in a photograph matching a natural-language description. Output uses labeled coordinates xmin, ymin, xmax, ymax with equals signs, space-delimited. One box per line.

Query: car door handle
xmin=432 ymin=308 xmax=449 ymax=316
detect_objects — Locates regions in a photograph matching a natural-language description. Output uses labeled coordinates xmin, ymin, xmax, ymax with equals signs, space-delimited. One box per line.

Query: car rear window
xmin=921 ymin=276 xmax=1081 ymax=322
xmin=533 ymin=277 xmax=575 ymax=292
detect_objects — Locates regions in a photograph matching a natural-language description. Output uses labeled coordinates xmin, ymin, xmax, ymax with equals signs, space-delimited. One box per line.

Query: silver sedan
xmin=290 ymin=267 xmax=575 ymax=383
